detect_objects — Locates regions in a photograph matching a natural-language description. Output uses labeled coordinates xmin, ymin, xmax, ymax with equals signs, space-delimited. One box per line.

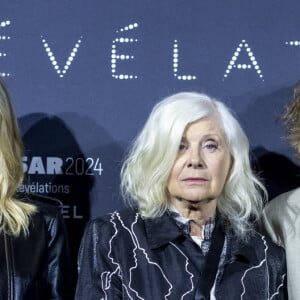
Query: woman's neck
xmin=171 ymin=197 xmax=217 ymax=238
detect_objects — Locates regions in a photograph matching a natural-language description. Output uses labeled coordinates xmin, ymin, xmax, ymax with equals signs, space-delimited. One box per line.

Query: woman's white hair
xmin=121 ymin=92 xmax=267 ymax=239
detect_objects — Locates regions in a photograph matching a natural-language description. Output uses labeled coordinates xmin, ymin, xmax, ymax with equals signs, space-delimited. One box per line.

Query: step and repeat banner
xmin=1 ymin=0 xmax=300 ymax=269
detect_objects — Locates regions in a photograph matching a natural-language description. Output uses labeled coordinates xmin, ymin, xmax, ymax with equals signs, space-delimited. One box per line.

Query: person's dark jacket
xmin=75 ymin=208 xmax=286 ymax=300
xmin=0 ymin=195 xmax=74 ymax=300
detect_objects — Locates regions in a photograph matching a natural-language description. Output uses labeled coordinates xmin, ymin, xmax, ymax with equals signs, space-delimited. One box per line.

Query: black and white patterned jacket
xmin=75 ymin=208 xmax=286 ymax=300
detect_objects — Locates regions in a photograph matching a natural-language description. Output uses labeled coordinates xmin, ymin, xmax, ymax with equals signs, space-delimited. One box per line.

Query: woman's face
xmin=167 ymin=117 xmax=232 ymax=205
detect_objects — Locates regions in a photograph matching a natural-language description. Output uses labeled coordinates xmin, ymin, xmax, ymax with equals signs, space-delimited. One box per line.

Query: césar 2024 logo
xmin=22 ymin=156 xmax=103 ymax=176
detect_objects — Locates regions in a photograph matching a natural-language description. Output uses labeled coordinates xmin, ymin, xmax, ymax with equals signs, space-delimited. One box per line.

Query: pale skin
xmin=167 ymin=117 xmax=232 ymax=238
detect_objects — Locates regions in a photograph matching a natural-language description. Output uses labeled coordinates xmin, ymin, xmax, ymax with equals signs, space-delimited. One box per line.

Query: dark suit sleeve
xmin=47 ymin=209 xmax=74 ymax=299
xmin=75 ymin=219 xmax=122 ymax=300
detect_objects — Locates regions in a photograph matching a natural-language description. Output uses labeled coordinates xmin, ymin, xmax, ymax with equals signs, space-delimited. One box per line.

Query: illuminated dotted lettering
xmin=0 ymin=20 xmax=11 ymax=77
xmin=223 ymin=39 xmax=263 ymax=81
xmin=0 ymin=20 xmax=10 ymax=28
xmin=112 ymin=23 xmax=139 ymax=80
xmin=173 ymin=40 xmax=196 ymax=80
xmin=41 ymin=36 xmax=83 ymax=78
xmin=285 ymin=41 xmax=300 ymax=46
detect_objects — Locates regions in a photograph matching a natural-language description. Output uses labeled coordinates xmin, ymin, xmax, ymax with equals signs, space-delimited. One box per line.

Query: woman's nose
xmin=187 ymin=150 xmax=204 ymax=168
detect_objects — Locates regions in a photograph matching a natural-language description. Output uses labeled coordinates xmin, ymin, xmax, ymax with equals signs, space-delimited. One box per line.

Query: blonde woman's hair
xmin=0 ymin=78 xmax=36 ymax=236
xmin=121 ymin=92 xmax=267 ymax=240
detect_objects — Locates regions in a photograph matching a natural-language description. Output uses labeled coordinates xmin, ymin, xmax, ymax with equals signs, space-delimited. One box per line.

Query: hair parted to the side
xmin=121 ymin=92 xmax=267 ymax=240
xmin=282 ymin=82 xmax=300 ymax=157
xmin=0 ymin=77 xmax=36 ymax=236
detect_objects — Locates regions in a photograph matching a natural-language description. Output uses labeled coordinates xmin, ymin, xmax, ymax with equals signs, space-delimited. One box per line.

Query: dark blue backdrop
xmin=1 ymin=0 xmax=300 ymax=273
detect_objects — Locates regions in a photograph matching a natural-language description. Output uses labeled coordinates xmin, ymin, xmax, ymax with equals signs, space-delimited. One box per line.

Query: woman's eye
xmin=178 ymin=143 xmax=187 ymax=151
xmin=203 ymin=142 xmax=218 ymax=152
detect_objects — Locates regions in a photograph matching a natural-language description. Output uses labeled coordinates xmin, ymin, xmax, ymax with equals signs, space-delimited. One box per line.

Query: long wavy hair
xmin=0 ymin=78 xmax=36 ymax=236
xmin=282 ymin=82 xmax=300 ymax=156
xmin=121 ymin=92 xmax=267 ymax=239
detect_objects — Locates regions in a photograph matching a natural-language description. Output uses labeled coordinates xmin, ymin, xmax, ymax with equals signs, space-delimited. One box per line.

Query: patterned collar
xmin=168 ymin=206 xmax=215 ymax=255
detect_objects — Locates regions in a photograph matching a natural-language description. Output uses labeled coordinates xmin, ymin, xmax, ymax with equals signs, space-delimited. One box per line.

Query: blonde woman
xmin=0 ymin=78 xmax=73 ymax=299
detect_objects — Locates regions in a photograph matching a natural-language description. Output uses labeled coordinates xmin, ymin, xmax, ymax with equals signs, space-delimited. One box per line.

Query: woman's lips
xmin=182 ymin=177 xmax=208 ymax=182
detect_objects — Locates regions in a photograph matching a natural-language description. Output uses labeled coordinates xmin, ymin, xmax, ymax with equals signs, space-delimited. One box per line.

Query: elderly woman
xmin=0 ymin=78 xmax=74 ymax=299
xmin=75 ymin=92 xmax=286 ymax=299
